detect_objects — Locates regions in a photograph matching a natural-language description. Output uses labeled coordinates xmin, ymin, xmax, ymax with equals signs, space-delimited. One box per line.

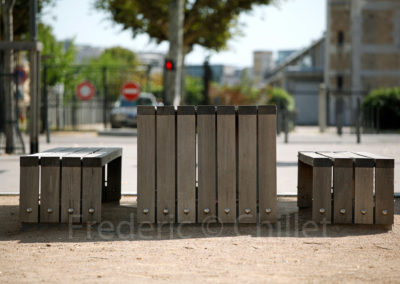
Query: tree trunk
xmin=2 ymin=0 xmax=16 ymax=153
xmin=166 ymin=0 xmax=184 ymax=106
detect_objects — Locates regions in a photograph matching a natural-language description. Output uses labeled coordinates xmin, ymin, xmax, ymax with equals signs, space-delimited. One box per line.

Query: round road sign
xmin=76 ymin=81 xmax=95 ymax=101
xmin=121 ymin=82 xmax=140 ymax=101
xmin=15 ymin=66 xmax=27 ymax=84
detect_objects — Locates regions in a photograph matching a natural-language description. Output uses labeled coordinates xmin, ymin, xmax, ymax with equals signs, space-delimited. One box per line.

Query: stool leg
xmin=312 ymin=166 xmax=331 ymax=224
xmin=82 ymin=167 xmax=102 ymax=223
xmin=106 ymin=157 xmax=122 ymax=203
xmin=297 ymin=160 xmax=313 ymax=208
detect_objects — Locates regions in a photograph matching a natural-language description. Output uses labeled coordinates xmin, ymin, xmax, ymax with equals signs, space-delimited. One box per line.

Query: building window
xmin=337 ymin=31 xmax=344 ymax=46
xmin=337 ymin=75 xmax=344 ymax=90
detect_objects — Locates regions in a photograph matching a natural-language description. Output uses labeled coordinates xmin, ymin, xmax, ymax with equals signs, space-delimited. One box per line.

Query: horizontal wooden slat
xmin=82 ymin=148 xmax=122 ymax=167
xmin=298 ymin=152 xmax=332 ymax=167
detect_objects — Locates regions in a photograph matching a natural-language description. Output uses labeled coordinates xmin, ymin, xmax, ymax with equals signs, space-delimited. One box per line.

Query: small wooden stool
xmin=20 ymin=147 xmax=122 ymax=224
xmin=298 ymin=151 xmax=394 ymax=225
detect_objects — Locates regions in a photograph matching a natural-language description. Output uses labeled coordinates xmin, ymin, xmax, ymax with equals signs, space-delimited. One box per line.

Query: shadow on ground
xmin=0 ymin=197 xmax=397 ymax=243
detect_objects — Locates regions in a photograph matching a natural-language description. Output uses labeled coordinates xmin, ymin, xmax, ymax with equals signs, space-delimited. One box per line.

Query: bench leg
xmin=312 ymin=166 xmax=331 ymax=224
xmin=20 ymin=163 xmax=39 ymax=223
xmin=105 ymin=157 xmax=122 ymax=203
xmin=297 ymin=160 xmax=313 ymax=209
xmin=82 ymin=167 xmax=102 ymax=223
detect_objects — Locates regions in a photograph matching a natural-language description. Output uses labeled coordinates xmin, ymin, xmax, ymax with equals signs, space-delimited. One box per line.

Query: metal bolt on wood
xmin=203 ymin=208 xmax=210 ymax=214
xmin=382 ymin=209 xmax=388 ymax=216
xmin=224 ymin=208 xmax=230 ymax=214
xmin=360 ymin=209 xmax=367 ymax=215
xmin=163 ymin=208 xmax=169 ymax=215
xmin=319 ymin=208 xmax=326 ymax=214
xmin=244 ymin=208 xmax=251 ymax=214
xmin=68 ymin=208 xmax=74 ymax=214
xmin=183 ymin=208 xmax=190 ymax=214
xmin=88 ymin=208 xmax=95 ymax=214
xmin=265 ymin=208 xmax=272 ymax=214
xmin=26 ymin=208 xmax=33 ymax=213
xmin=340 ymin=208 xmax=346 ymax=215
xmin=47 ymin=208 xmax=53 ymax=214
xmin=143 ymin=208 xmax=149 ymax=215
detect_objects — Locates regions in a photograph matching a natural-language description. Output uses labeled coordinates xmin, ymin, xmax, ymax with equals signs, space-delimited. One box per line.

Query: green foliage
xmin=184 ymin=76 xmax=203 ymax=105
xmin=94 ymin=0 xmax=274 ymax=53
xmin=39 ymin=23 xmax=77 ymax=86
xmin=265 ymin=87 xmax=294 ymax=112
xmin=362 ymin=87 xmax=400 ymax=129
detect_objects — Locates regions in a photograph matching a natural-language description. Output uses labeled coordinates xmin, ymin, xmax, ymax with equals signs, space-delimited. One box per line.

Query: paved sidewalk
xmin=0 ymin=127 xmax=399 ymax=194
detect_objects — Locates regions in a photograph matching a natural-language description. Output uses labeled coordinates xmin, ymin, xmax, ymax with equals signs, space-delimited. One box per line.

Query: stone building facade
xmin=325 ymin=0 xmax=400 ymax=92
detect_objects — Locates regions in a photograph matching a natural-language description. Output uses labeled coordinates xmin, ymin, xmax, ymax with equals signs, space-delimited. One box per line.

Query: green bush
xmin=184 ymin=76 xmax=204 ymax=105
xmin=362 ymin=87 xmax=400 ymax=129
xmin=266 ymin=87 xmax=295 ymax=112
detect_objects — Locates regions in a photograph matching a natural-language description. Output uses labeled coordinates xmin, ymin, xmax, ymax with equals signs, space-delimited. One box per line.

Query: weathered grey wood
xmin=258 ymin=106 xmax=277 ymax=223
xmin=137 ymin=106 xmax=156 ymax=223
xmin=40 ymin=148 xmax=76 ymax=223
xmin=156 ymin=106 xmax=176 ymax=223
xmin=312 ymin=167 xmax=332 ymax=224
xmin=197 ymin=106 xmax=217 ymax=223
xmin=217 ymin=106 xmax=236 ymax=223
xmin=82 ymin=167 xmax=102 ymax=223
xmin=19 ymin=157 xmax=39 ymax=223
xmin=82 ymin=148 xmax=122 ymax=167
xmin=61 ymin=148 xmax=98 ymax=223
xmin=318 ymin=152 xmax=353 ymax=224
xmin=354 ymin=167 xmax=374 ymax=224
xmin=177 ymin=106 xmax=196 ymax=223
xmin=106 ymin=156 xmax=122 ymax=203
xmin=238 ymin=106 xmax=257 ymax=223
xmin=297 ymin=160 xmax=313 ymax=209
xmin=299 ymin=151 xmax=333 ymax=167
xmin=375 ymin=167 xmax=394 ymax=225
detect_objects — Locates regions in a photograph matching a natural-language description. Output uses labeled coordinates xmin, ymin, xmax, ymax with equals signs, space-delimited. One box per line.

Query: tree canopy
xmin=94 ymin=0 xmax=274 ymax=53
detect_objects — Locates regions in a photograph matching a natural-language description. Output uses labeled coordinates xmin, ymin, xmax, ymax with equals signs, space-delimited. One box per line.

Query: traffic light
xmin=164 ymin=59 xmax=175 ymax=71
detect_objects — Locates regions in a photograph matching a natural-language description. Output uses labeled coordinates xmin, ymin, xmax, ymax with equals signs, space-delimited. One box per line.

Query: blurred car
xmin=110 ymin=92 xmax=157 ymax=128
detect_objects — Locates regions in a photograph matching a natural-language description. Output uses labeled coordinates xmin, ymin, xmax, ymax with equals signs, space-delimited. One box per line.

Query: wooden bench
xmin=20 ymin=147 xmax=122 ymax=224
xmin=137 ymin=105 xmax=277 ymax=224
xmin=298 ymin=151 xmax=394 ymax=225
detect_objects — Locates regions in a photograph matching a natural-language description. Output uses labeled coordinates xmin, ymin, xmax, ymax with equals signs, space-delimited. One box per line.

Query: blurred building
xmin=75 ymin=44 xmax=104 ymax=63
xmin=326 ymin=0 xmax=400 ymax=92
xmin=265 ymin=38 xmax=325 ymax=125
xmin=325 ymin=0 xmax=400 ymax=125
xmin=185 ymin=64 xmax=242 ymax=86
xmin=276 ymin=50 xmax=297 ymax=65
xmin=136 ymin=52 xmax=165 ymax=74
xmin=253 ymin=50 xmax=274 ymax=88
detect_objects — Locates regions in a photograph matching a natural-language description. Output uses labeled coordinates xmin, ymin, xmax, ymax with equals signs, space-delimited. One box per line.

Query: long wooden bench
xmin=137 ymin=105 xmax=277 ymax=224
xmin=298 ymin=151 xmax=394 ymax=225
xmin=20 ymin=147 xmax=122 ymax=224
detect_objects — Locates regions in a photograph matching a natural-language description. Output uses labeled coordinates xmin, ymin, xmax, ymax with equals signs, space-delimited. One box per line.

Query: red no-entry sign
xmin=76 ymin=81 xmax=95 ymax=101
xmin=121 ymin=82 xmax=140 ymax=101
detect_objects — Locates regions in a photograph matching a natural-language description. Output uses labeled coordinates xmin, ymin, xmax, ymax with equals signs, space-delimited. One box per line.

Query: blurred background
xmin=0 ymin=0 xmax=399 ymax=152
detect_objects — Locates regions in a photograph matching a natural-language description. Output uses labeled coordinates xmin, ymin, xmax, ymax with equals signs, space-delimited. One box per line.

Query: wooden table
xmin=20 ymin=147 xmax=122 ymax=224
xmin=298 ymin=151 xmax=394 ymax=225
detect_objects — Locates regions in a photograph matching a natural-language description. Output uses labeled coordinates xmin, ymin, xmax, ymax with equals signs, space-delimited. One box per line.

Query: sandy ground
xmin=0 ymin=196 xmax=400 ymax=283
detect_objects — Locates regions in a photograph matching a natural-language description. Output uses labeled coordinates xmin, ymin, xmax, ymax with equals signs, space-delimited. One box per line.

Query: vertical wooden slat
xmin=353 ymin=154 xmax=374 ymax=224
xmin=354 ymin=167 xmax=374 ymax=224
xmin=82 ymin=166 xmax=102 ymax=223
xmin=107 ymin=156 xmax=122 ymax=203
xmin=156 ymin=106 xmax=176 ymax=223
xmin=375 ymin=166 xmax=394 ymax=225
xmin=297 ymin=160 xmax=313 ymax=209
xmin=258 ymin=105 xmax=277 ymax=223
xmin=61 ymin=148 xmax=98 ymax=223
xmin=137 ymin=106 xmax=156 ymax=223
xmin=197 ymin=106 xmax=216 ymax=223
xmin=40 ymin=148 xmax=79 ymax=223
xmin=355 ymin=152 xmax=394 ymax=225
xmin=312 ymin=166 xmax=332 ymax=224
xmin=216 ymin=106 xmax=236 ymax=223
xmin=177 ymin=106 xmax=196 ymax=223
xmin=238 ymin=106 xmax=257 ymax=223
xmin=317 ymin=152 xmax=353 ymax=224
xmin=20 ymin=156 xmax=40 ymax=223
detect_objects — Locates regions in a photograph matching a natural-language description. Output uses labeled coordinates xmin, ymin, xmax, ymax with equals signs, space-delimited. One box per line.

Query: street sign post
xmin=76 ymin=81 xmax=95 ymax=101
xmin=121 ymin=82 xmax=140 ymax=101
